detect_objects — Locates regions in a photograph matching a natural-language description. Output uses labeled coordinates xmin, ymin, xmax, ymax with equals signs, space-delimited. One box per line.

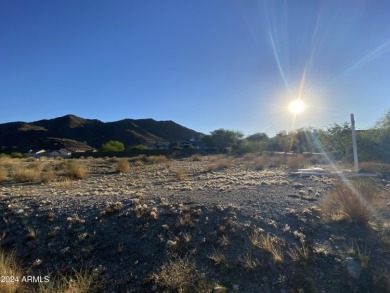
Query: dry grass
xmin=133 ymin=160 xmax=144 ymax=167
xmin=208 ymin=248 xmax=227 ymax=266
xmin=259 ymin=233 xmax=284 ymax=263
xmin=12 ymin=167 xmax=41 ymax=182
xmin=116 ymin=158 xmax=131 ymax=173
xmin=62 ymin=160 xmax=89 ymax=180
xmin=0 ymin=156 xmax=20 ymax=168
xmin=206 ymin=155 xmax=232 ymax=172
xmin=147 ymin=155 xmax=168 ymax=164
xmin=151 ymin=256 xmax=211 ymax=292
xmin=238 ymin=252 xmax=258 ymax=271
xmin=287 ymin=240 xmax=310 ymax=262
xmin=248 ymin=228 xmax=263 ymax=247
xmin=190 ymin=154 xmax=202 ymax=161
xmin=360 ymin=161 xmax=390 ymax=176
xmin=35 ymin=268 xmax=99 ymax=293
xmin=253 ymin=156 xmax=267 ymax=171
xmin=0 ymin=249 xmax=25 ymax=293
xmin=40 ymin=165 xmax=55 ymax=183
xmin=174 ymin=169 xmax=187 ymax=180
xmin=347 ymin=239 xmax=371 ymax=268
xmin=287 ymin=154 xmax=306 ymax=170
xmin=322 ymin=179 xmax=380 ymax=225
xmin=0 ymin=166 xmax=8 ymax=182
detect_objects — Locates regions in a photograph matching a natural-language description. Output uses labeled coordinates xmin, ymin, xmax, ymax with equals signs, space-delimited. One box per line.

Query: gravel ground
xmin=1 ymin=156 xmax=390 ymax=292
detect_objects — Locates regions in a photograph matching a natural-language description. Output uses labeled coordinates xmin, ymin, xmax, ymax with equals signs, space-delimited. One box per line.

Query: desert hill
xmin=0 ymin=114 xmax=202 ymax=151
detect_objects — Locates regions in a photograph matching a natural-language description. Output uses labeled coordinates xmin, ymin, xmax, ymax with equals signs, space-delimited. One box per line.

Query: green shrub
xmin=101 ymin=141 xmax=125 ymax=152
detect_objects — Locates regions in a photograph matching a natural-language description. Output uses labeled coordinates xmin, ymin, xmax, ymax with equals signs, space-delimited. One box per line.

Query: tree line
xmin=201 ymin=110 xmax=390 ymax=163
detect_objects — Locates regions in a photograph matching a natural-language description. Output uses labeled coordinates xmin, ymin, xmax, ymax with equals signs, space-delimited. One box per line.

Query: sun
xmin=288 ymin=99 xmax=305 ymax=114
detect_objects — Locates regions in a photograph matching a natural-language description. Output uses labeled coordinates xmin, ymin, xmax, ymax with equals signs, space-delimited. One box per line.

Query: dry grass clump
xmin=12 ymin=167 xmax=41 ymax=182
xmin=322 ymin=179 xmax=380 ymax=225
xmin=242 ymin=152 xmax=258 ymax=162
xmin=0 ymin=167 xmax=8 ymax=182
xmin=151 ymin=256 xmax=211 ymax=292
xmin=190 ymin=154 xmax=202 ymax=161
xmin=147 ymin=155 xmax=168 ymax=164
xmin=116 ymin=158 xmax=131 ymax=173
xmin=287 ymin=240 xmax=310 ymax=262
xmin=62 ymin=160 xmax=89 ymax=180
xmin=0 ymin=156 xmax=19 ymax=168
xmin=360 ymin=161 xmax=390 ymax=176
xmin=35 ymin=268 xmax=99 ymax=293
xmin=40 ymin=165 xmax=55 ymax=183
xmin=0 ymin=249 xmax=25 ymax=293
xmin=206 ymin=155 xmax=232 ymax=172
xmin=287 ymin=154 xmax=306 ymax=170
xmin=346 ymin=239 xmax=371 ymax=268
xmin=249 ymin=229 xmax=284 ymax=263
xmin=259 ymin=233 xmax=284 ymax=263
xmin=174 ymin=169 xmax=187 ymax=180
xmin=266 ymin=154 xmax=286 ymax=168
xmin=253 ymin=156 xmax=267 ymax=171
xmin=208 ymin=248 xmax=227 ymax=266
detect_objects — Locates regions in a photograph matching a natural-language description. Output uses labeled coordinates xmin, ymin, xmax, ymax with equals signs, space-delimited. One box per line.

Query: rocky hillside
xmin=0 ymin=115 xmax=202 ymax=151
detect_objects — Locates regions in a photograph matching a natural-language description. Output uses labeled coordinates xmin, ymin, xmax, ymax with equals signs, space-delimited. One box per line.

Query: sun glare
xmin=288 ymin=99 xmax=305 ymax=114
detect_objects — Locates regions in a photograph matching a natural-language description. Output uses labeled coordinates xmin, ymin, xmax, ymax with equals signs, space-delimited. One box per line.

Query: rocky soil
xmin=1 ymin=155 xmax=390 ymax=292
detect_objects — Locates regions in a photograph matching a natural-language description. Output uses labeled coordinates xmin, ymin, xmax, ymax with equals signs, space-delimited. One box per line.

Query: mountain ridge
xmin=0 ymin=114 xmax=202 ymax=152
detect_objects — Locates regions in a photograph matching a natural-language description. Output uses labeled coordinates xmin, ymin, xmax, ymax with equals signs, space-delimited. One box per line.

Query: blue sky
xmin=1 ymin=0 xmax=390 ymax=136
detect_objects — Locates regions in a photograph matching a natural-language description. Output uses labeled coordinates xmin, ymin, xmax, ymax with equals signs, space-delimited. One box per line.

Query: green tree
xmin=203 ymin=129 xmax=244 ymax=151
xmin=101 ymin=141 xmax=125 ymax=152
xmin=317 ymin=122 xmax=351 ymax=159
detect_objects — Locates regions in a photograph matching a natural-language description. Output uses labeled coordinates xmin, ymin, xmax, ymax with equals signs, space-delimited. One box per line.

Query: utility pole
xmin=350 ymin=114 xmax=359 ymax=172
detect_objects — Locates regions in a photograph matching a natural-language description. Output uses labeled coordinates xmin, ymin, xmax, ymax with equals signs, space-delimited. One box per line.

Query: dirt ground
xmin=1 ymin=154 xmax=390 ymax=292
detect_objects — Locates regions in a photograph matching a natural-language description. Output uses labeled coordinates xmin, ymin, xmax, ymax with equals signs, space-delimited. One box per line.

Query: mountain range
xmin=0 ymin=115 xmax=202 ymax=152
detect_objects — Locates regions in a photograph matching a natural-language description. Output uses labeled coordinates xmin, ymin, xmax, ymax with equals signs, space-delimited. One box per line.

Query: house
xmin=149 ymin=142 xmax=169 ymax=150
xmin=169 ymin=140 xmax=193 ymax=149
xmin=27 ymin=149 xmax=47 ymax=158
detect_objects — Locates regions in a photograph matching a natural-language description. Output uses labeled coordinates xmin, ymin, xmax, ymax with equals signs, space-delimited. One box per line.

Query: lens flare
xmin=288 ymin=100 xmax=305 ymax=114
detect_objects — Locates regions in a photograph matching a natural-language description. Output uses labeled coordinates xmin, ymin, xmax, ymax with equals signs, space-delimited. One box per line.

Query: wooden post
xmin=351 ymin=114 xmax=359 ymax=172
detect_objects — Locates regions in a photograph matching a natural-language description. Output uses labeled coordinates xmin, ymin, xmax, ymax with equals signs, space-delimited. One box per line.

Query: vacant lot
xmin=0 ymin=154 xmax=390 ymax=292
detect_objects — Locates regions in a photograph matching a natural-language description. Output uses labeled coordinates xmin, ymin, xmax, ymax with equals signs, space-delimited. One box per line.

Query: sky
xmin=1 ymin=0 xmax=390 ymax=136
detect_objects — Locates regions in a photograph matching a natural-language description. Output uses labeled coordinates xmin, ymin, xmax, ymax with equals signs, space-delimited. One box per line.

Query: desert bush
xmin=287 ymin=154 xmax=306 ymax=170
xmin=101 ymin=140 xmax=125 ymax=152
xmin=0 ymin=167 xmax=8 ymax=182
xmin=128 ymin=155 xmax=146 ymax=162
xmin=147 ymin=155 xmax=168 ymax=164
xmin=322 ymin=179 xmax=380 ymax=224
xmin=174 ymin=169 xmax=187 ymax=180
xmin=12 ymin=167 xmax=41 ymax=182
xmin=206 ymin=155 xmax=231 ymax=172
xmin=27 ymin=161 xmax=44 ymax=172
xmin=0 ymin=157 xmax=19 ymax=168
xmin=0 ymin=249 xmax=25 ymax=293
xmin=151 ymin=256 xmax=211 ymax=292
xmin=116 ymin=158 xmax=131 ymax=173
xmin=360 ymin=161 xmax=390 ymax=177
xmin=133 ymin=160 xmax=144 ymax=167
xmin=63 ymin=160 xmax=88 ymax=180
xmin=253 ymin=156 xmax=267 ymax=171
xmin=40 ymin=165 xmax=55 ymax=183
xmin=190 ymin=154 xmax=202 ymax=161
xmin=10 ymin=152 xmax=24 ymax=158
xmin=267 ymin=154 xmax=286 ymax=168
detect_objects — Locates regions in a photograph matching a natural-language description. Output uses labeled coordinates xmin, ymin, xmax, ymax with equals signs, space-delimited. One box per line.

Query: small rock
xmin=344 ymin=257 xmax=362 ymax=279
xmin=213 ymin=286 xmax=227 ymax=293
